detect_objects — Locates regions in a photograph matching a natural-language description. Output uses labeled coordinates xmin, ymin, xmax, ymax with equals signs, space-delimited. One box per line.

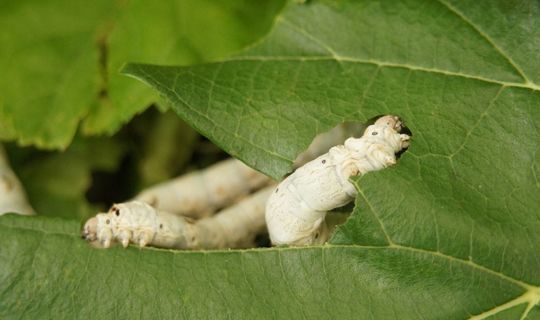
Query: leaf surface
xmin=0 ymin=214 xmax=534 ymax=319
xmin=2 ymin=0 xmax=540 ymax=319
xmin=0 ymin=0 xmax=116 ymax=148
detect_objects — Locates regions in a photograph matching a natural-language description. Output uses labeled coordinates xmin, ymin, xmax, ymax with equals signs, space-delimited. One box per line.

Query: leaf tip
xmin=119 ymin=63 xmax=141 ymax=78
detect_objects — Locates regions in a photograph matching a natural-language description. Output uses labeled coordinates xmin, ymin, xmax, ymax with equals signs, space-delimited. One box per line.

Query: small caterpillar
xmin=265 ymin=115 xmax=410 ymax=246
xmin=83 ymin=186 xmax=274 ymax=249
xmin=0 ymin=144 xmax=34 ymax=216
xmin=134 ymin=158 xmax=272 ymax=219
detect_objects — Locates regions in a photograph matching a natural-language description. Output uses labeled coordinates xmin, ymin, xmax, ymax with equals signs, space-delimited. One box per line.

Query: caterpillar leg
xmin=83 ymin=186 xmax=274 ymax=250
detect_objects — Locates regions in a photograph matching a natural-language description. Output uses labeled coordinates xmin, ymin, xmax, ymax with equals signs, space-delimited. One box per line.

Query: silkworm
xmin=134 ymin=158 xmax=272 ymax=219
xmin=83 ymin=186 xmax=274 ymax=249
xmin=265 ymin=115 xmax=410 ymax=246
xmin=0 ymin=144 xmax=35 ymax=216
xmin=132 ymin=122 xmax=365 ymax=220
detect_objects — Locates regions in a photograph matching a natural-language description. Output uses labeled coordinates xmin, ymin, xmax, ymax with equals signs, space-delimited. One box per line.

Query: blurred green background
xmin=0 ymin=0 xmax=284 ymax=221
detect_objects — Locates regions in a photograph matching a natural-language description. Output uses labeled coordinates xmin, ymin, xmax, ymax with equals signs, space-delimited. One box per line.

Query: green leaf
xmin=0 ymin=0 xmax=117 ymax=148
xmin=0 ymin=214 xmax=534 ymax=319
xmin=0 ymin=0 xmax=284 ymax=149
xmin=2 ymin=0 xmax=540 ymax=318
xmin=119 ymin=0 xmax=540 ymax=318
xmin=123 ymin=0 xmax=540 ymax=179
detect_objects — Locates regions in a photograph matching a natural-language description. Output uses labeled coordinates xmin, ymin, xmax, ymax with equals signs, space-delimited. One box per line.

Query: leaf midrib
xmin=436 ymin=0 xmax=532 ymax=86
xmin=237 ymin=0 xmax=537 ymax=91
xmin=226 ymin=55 xmax=540 ymax=92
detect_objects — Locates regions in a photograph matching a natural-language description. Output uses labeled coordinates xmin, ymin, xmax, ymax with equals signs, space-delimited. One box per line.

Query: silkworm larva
xmin=0 ymin=144 xmax=35 ymax=216
xmin=265 ymin=115 xmax=410 ymax=246
xmin=134 ymin=158 xmax=272 ymax=219
xmin=83 ymin=186 xmax=274 ymax=250
xmin=131 ymin=123 xmax=362 ymax=220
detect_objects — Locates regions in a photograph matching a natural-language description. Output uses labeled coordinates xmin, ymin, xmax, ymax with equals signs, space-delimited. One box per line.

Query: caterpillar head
xmin=374 ymin=115 xmax=403 ymax=132
xmin=82 ymin=213 xmax=116 ymax=247
xmin=361 ymin=115 xmax=410 ymax=153
xmin=82 ymin=217 xmax=98 ymax=241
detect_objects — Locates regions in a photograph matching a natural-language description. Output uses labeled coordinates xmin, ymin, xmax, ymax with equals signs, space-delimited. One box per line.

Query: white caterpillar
xmin=265 ymin=115 xmax=410 ymax=246
xmin=133 ymin=122 xmax=366 ymax=220
xmin=0 ymin=144 xmax=34 ymax=216
xmin=134 ymin=158 xmax=272 ymax=219
xmin=83 ymin=186 xmax=273 ymax=249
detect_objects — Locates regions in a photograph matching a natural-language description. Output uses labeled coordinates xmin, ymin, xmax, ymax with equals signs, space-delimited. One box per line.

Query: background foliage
xmin=1 ymin=0 xmax=283 ymax=219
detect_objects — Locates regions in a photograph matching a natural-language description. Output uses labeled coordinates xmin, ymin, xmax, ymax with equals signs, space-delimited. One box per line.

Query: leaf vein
xmin=226 ymin=56 xmax=540 ymax=91
xmin=436 ymin=0 xmax=532 ymax=86
xmin=352 ymin=179 xmax=394 ymax=245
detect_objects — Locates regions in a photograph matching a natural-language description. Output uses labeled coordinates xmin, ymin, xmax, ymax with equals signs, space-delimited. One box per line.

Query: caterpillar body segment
xmin=83 ymin=186 xmax=274 ymax=250
xmin=293 ymin=122 xmax=367 ymax=168
xmin=0 ymin=144 xmax=34 ymax=216
xmin=266 ymin=115 xmax=410 ymax=246
xmin=193 ymin=186 xmax=272 ymax=248
xmin=266 ymin=147 xmax=357 ymax=246
xmin=134 ymin=158 xmax=271 ymax=219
